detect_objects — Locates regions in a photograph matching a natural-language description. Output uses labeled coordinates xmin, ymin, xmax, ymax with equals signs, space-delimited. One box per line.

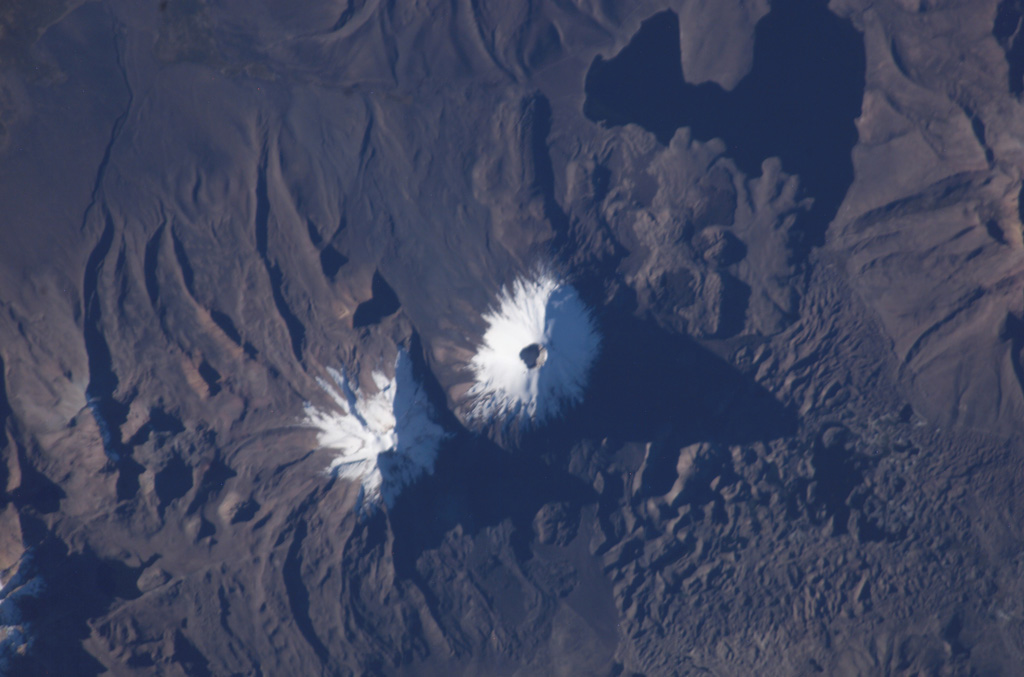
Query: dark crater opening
xmin=519 ymin=343 xmax=546 ymax=369
xmin=583 ymin=1 xmax=865 ymax=259
xmin=353 ymin=271 xmax=401 ymax=328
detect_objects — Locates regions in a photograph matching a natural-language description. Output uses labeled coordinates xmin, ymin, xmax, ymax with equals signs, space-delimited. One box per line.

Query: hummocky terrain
xmin=3 ymin=0 xmax=1024 ymax=674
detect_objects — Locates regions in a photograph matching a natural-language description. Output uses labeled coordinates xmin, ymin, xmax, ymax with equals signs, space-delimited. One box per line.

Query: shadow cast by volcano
xmin=576 ymin=310 xmax=797 ymax=447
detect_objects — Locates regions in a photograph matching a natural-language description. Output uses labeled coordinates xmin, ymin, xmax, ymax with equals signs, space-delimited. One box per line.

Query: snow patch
xmin=304 ymin=350 xmax=447 ymax=511
xmin=467 ymin=272 xmax=600 ymax=429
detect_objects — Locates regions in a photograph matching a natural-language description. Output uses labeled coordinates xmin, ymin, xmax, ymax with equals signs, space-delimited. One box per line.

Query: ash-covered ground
xmin=3 ymin=0 xmax=1024 ymax=674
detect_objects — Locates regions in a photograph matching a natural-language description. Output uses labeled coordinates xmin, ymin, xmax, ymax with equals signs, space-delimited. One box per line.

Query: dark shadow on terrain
xmin=964 ymin=106 xmax=995 ymax=166
xmin=564 ymin=309 xmax=794 ymax=514
xmin=154 ymin=454 xmax=192 ymax=512
xmin=9 ymin=447 xmax=65 ymax=514
xmin=583 ymin=2 xmax=865 ymax=260
xmin=125 ymin=407 xmax=185 ymax=447
xmin=319 ymin=244 xmax=348 ymax=280
xmin=1001 ymin=311 xmax=1024 ymax=401
xmin=230 ymin=498 xmax=260 ymax=524
xmin=645 ymin=442 xmax=740 ymax=519
xmin=209 ymin=309 xmax=259 ymax=358
xmin=716 ymin=273 xmax=752 ymax=338
xmin=95 ymin=556 xmax=147 ymax=601
xmin=208 ymin=309 xmax=242 ymax=344
xmin=198 ymin=360 xmax=222 ymax=395
xmin=568 ymin=302 xmax=798 ymax=449
xmin=386 ymin=280 xmax=795 ymax=575
xmin=114 ymin=459 xmax=145 ymax=502
xmin=785 ymin=424 xmax=908 ymax=542
xmin=306 ymin=217 xmax=349 ymax=281
xmin=83 ymin=215 xmax=127 ymax=455
xmin=282 ymin=518 xmax=331 ymax=664
xmin=171 ymin=630 xmax=212 ymax=677
xmin=83 ymin=213 xmax=146 ymax=501
xmin=186 ymin=456 xmax=236 ymax=515
xmin=388 ymin=434 xmax=598 ymax=579
xmin=8 ymin=530 xmax=152 ymax=677
xmin=0 ymin=355 xmax=10 ymax=491
xmin=533 ymin=269 xmax=797 ymax=513
xmin=383 ymin=336 xmax=597 ymax=579
xmin=255 ymin=160 xmax=305 ymax=364
xmin=801 ymin=429 xmax=863 ymax=535
xmin=995 ymin=0 xmax=1024 ymax=96
xmin=170 ymin=228 xmax=196 ymax=296
xmin=143 ymin=224 xmax=164 ymax=307
xmin=527 ymin=94 xmax=572 ymax=251
xmin=353 ymin=271 xmax=401 ymax=328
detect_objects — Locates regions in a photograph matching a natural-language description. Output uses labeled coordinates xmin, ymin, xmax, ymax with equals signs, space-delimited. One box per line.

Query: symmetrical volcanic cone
xmin=466 ymin=272 xmax=600 ymax=430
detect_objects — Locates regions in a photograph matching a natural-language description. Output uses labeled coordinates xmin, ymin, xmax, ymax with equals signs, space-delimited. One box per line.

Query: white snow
xmin=304 ymin=350 xmax=447 ymax=511
xmin=467 ymin=271 xmax=600 ymax=429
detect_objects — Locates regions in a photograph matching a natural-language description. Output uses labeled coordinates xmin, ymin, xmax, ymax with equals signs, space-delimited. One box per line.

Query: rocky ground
xmin=3 ymin=0 xmax=1024 ymax=674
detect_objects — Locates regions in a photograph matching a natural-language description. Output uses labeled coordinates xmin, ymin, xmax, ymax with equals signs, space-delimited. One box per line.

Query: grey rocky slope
xmin=2 ymin=0 xmax=1024 ymax=674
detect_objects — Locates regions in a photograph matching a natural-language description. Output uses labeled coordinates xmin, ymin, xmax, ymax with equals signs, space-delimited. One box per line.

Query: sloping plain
xmin=2 ymin=0 xmax=1024 ymax=674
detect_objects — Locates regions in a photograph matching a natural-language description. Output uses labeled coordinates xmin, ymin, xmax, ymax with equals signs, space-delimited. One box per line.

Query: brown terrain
xmin=3 ymin=0 xmax=1024 ymax=674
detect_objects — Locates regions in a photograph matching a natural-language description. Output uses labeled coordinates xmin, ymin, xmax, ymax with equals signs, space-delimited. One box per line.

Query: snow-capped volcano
xmin=304 ymin=350 xmax=447 ymax=510
xmin=467 ymin=272 xmax=600 ymax=429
